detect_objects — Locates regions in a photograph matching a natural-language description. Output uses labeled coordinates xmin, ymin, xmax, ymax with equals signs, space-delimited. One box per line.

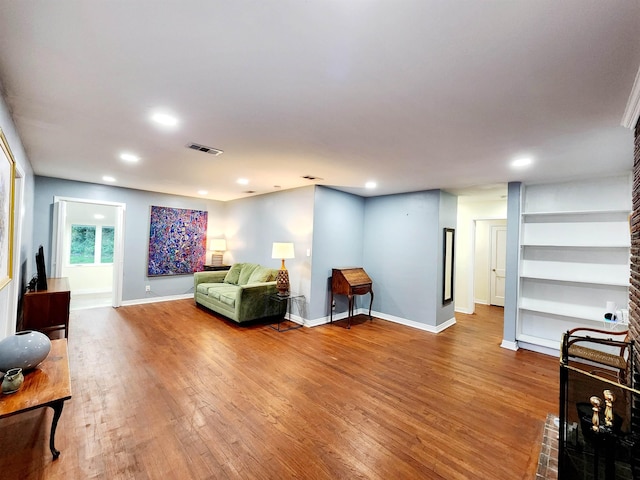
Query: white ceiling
xmin=0 ymin=1 xmax=638 ymax=202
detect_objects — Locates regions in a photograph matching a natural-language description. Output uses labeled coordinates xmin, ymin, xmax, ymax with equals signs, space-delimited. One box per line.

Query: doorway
xmin=474 ymin=219 xmax=507 ymax=307
xmin=51 ymin=197 xmax=125 ymax=310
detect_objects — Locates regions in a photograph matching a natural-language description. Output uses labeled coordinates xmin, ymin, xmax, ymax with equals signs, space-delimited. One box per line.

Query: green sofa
xmin=194 ymin=263 xmax=285 ymax=323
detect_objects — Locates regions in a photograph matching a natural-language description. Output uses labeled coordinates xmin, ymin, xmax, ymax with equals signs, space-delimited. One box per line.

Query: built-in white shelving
xmin=516 ymin=176 xmax=631 ymax=354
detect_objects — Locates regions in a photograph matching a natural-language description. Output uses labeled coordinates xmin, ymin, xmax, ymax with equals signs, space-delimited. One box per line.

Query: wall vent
xmin=186 ymin=142 xmax=224 ymax=156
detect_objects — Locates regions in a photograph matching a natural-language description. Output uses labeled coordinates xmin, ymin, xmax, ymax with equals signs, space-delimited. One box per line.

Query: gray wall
xmin=436 ymin=190 xmax=457 ymax=325
xmin=309 ymin=186 xmax=365 ymax=320
xmin=362 ymin=190 xmax=443 ymax=326
xmin=224 ymin=186 xmax=315 ymax=308
xmin=503 ymin=181 xmax=521 ymax=344
xmin=33 ymin=176 xmax=225 ymax=301
xmin=0 ymin=85 xmax=35 ymax=336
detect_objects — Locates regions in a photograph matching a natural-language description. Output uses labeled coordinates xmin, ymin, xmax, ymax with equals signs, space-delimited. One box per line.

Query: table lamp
xmin=272 ymin=242 xmax=294 ymax=296
xmin=209 ymin=238 xmax=227 ymax=266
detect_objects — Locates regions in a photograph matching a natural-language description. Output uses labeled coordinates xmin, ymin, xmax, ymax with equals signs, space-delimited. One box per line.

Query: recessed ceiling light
xmin=237 ymin=178 xmax=249 ymax=185
xmin=197 ymin=190 xmax=208 ymax=196
xmin=103 ymin=175 xmax=116 ymax=182
xmin=94 ymin=214 xmax=105 ymax=220
xmin=511 ymin=156 xmax=533 ymax=168
xmin=120 ymin=152 xmax=140 ymax=163
xmin=365 ymin=181 xmax=377 ymax=189
xmin=151 ymin=112 xmax=178 ymax=127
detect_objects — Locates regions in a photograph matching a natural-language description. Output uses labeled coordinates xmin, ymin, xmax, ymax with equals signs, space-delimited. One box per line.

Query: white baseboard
xmin=121 ymin=293 xmax=194 ymax=306
xmin=372 ymin=310 xmax=456 ymax=334
xmin=517 ymin=341 xmax=558 ymax=357
xmin=455 ymin=306 xmax=474 ymax=314
xmin=500 ymin=340 xmax=518 ymax=351
xmin=474 ymin=299 xmax=489 ymax=305
xmin=304 ymin=310 xmax=350 ymax=328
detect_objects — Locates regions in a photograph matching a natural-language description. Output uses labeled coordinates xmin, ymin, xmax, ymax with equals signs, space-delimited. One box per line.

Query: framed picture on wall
xmin=443 ymin=228 xmax=455 ymax=305
xmin=0 ymin=129 xmax=15 ymax=291
xmin=147 ymin=205 xmax=208 ymax=276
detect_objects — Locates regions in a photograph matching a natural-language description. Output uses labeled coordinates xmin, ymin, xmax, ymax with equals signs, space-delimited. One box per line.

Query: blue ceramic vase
xmin=0 ymin=330 xmax=51 ymax=373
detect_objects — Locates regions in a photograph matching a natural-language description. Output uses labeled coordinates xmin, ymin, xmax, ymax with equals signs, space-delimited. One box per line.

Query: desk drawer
xmin=352 ymin=285 xmax=371 ymax=295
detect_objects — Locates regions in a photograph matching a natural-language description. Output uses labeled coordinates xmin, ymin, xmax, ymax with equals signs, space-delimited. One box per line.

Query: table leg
xmin=347 ymin=295 xmax=353 ymax=329
xmin=49 ymin=400 xmax=65 ymax=459
xmin=330 ymin=292 xmax=334 ymax=323
xmin=368 ymin=290 xmax=374 ymax=321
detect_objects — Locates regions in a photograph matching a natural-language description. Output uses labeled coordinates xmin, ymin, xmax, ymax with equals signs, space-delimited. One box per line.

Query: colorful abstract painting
xmin=147 ymin=206 xmax=208 ymax=276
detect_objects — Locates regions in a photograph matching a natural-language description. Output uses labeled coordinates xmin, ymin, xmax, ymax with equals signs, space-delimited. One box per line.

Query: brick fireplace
xmin=630 ymin=118 xmax=640 ymax=477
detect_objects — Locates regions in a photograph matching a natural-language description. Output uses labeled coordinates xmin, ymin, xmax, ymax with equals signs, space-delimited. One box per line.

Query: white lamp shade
xmin=210 ymin=239 xmax=227 ymax=251
xmin=272 ymin=242 xmax=295 ymax=259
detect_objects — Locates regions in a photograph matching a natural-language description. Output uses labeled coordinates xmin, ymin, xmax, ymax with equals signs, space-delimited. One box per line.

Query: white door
xmin=490 ymin=226 xmax=507 ymax=307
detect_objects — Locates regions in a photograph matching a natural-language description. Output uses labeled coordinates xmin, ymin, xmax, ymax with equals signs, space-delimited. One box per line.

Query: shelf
xmin=520 ymin=242 xmax=630 ymax=248
xmin=522 ymin=209 xmax=630 ymax=217
xmin=519 ymin=299 xmax=614 ymax=323
xmin=516 ymin=334 xmax=560 ymax=351
xmin=519 ymin=274 xmax=629 ymax=287
xmin=517 ymin=176 xmax=631 ymax=355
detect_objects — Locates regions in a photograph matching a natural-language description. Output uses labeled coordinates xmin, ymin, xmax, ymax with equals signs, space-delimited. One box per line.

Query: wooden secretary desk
xmin=330 ymin=267 xmax=374 ymax=329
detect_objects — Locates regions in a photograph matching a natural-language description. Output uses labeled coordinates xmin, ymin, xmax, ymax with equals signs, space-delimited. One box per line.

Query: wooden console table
xmin=330 ymin=267 xmax=374 ymax=329
xmin=22 ymin=277 xmax=71 ymax=338
xmin=0 ymin=339 xmax=72 ymax=459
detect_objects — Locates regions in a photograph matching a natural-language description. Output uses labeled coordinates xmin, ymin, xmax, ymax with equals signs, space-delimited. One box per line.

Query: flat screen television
xmin=35 ymin=245 xmax=48 ymax=291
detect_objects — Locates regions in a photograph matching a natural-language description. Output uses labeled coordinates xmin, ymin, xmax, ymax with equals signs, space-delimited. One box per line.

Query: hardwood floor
xmin=0 ymin=302 xmax=558 ymax=479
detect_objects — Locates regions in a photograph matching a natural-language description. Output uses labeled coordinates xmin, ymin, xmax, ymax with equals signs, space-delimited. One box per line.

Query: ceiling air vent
xmin=186 ymin=142 xmax=224 ymax=156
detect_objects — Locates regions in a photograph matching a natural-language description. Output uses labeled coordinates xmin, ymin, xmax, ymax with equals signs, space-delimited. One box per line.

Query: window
xmin=70 ymin=225 xmax=95 ymax=264
xmin=70 ymin=224 xmax=114 ymax=265
xmin=101 ymin=227 xmax=114 ymax=263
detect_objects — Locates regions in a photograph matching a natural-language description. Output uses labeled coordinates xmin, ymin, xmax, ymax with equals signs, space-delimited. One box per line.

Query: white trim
xmin=455 ymin=306 xmax=474 ymax=314
xmin=622 ymin=64 xmax=640 ymax=129
xmin=7 ymin=163 xmax=24 ymax=337
xmin=372 ymin=310 xmax=456 ymax=333
xmin=121 ymin=293 xmax=193 ymax=306
xmin=516 ymin=340 xmax=558 ymax=358
xmin=304 ymin=310 xmax=351 ymax=328
xmin=303 ymin=309 xmax=457 ymax=333
xmin=500 ymin=340 xmax=518 ymax=351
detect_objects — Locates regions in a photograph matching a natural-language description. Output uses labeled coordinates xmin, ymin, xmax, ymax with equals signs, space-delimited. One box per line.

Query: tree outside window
xmin=101 ymin=227 xmax=115 ymax=263
xmin=70 ymin=224 xmax=115 ymax=265
xmin=70 ymin=225 xmax=95 ymax=264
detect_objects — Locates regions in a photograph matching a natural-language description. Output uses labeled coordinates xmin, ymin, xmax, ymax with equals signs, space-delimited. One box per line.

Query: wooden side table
xmin=0 ymin=339 xmax=72 ymax=459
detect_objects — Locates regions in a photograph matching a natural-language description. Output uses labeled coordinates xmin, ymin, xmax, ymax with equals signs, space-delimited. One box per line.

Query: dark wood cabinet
xmin=22 ymin=277 xmax=71 ymax=338
xmin=330 ymin=267 xmax=374 ymax=329
xmin=203 ymin=265 xmax=230 ymax=271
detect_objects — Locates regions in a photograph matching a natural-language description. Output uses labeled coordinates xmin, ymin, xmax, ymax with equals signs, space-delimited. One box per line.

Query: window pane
xmin=101 ymin=226 xmax=115 ymax=263
xmin=70 ymin=225 xmax=95 ymax=264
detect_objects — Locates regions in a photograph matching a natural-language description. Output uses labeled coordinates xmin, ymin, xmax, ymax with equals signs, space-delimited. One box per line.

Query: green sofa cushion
xmin=238 ymin=263 xmax=259 ymax=286
xmin=224 ymin=263 xmax=244 ymax=285
xmin=217 ymin=289 xmax=237 ymax=307
xmin=248 ymin=265 xmax=274 ymax=284
xmin=197 ymin=283 xmax=217 ymax=294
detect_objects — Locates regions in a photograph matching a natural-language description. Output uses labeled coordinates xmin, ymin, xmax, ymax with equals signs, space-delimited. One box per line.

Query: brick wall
xmin=632 ymin=119 xmax=640 ymax=368
xmin=631 ymin=120 xmax=640 ymax=478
